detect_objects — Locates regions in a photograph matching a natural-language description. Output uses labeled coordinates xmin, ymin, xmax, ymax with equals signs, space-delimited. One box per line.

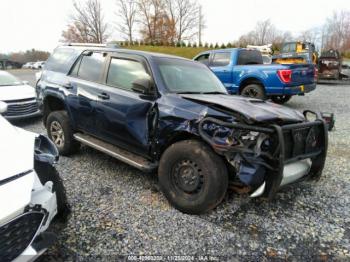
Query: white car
xmin=32 ymin=61 xmax=45 ymax=70
xmin=22 ymin=62 xmax=35 ymax=69
xmin=0 ymin=71 xmax=41 ymax=120
xmin=0 ymin=101 xmax=69 ymax=261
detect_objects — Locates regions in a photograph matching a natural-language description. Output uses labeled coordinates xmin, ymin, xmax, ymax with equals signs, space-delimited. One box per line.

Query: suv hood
xmin=181 ymin=94 xmax=305 ymax=123
xmin=0 ymin=84 xmax=36 ymax=101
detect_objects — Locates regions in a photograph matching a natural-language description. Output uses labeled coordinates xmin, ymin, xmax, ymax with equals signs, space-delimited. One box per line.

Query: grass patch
xmin=124 ymin=45 xmax=210 ymax=59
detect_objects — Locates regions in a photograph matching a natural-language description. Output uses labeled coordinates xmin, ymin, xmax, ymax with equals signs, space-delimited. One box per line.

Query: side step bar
xmin=73 ymin=133 xmax=158 ymax=172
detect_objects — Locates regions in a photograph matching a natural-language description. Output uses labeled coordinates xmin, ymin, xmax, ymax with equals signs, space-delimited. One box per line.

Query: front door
xmin=95 ymin=53 xmax=156 ymax=156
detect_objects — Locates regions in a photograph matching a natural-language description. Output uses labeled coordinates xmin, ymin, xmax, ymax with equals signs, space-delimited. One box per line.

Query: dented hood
xmin=181 ymin=94 xmax=305 ymax=123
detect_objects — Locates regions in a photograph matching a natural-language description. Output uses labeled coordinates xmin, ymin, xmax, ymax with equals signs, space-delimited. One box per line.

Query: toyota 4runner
xmin=36 ymin=44 xmax=329 ymax=214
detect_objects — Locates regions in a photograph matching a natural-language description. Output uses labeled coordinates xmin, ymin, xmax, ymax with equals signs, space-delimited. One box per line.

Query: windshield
xmin=155 ymin=58 xmax=227 ymax=94
xmin=0 ymin=72 xmax=22 ymax=86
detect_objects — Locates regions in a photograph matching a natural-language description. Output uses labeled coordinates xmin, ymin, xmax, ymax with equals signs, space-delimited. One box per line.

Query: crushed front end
xmin=198 ymin=111 xmax=328 ymax=198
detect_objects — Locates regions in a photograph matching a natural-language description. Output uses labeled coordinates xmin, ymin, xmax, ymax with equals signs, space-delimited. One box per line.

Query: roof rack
xmin=63 ymin=43 xmax=120 ymax=48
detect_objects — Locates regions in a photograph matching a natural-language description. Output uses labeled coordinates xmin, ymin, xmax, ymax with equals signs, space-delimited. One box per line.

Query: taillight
xmin=314 ymin=68 xmax=318 ymax=81
xmin=277 ymin=69 xmax=292 ymax=83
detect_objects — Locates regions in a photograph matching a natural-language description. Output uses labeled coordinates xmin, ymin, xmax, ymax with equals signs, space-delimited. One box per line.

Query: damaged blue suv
xmin=36 ymin=44 xmax=329 ymax=214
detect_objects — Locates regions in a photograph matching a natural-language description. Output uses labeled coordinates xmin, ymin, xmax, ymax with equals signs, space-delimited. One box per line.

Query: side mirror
xmin=0 ymin=101 xmax=8 ymax=114
xmin=132 ymin=78 xmax=153 ymax=95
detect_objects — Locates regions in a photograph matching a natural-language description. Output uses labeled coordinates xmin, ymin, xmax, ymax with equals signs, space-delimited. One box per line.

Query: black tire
xmin=271 ymin=95 xmax=292 ymax=104
xmin=34 ymin=160 xmax=70 ymax=221
xmin=241 ymin=84 xmax=266 ymax=100
xmin=46 ymin=110 xmax=79 ymax=156
xmin=158 ymin=140 xmax=228 ymax=214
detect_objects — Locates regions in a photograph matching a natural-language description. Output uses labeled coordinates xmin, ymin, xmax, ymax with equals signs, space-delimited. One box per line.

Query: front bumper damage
xmin=199 ymin=111 xmax=328 ymax=199
xmin=0 ymin=135 xmax=69 ymax=262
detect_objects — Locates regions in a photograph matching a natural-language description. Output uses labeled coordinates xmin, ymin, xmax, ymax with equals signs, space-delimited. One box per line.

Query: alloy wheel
xmin=50 ymin=121 xmax=65 ymax=148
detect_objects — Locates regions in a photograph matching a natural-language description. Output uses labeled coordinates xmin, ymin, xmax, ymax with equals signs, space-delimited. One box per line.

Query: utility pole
xmin=198 ymin=5 xmax=202 ymax=46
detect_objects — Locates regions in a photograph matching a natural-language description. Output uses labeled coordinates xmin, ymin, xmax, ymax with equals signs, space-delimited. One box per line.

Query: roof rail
xmin=63 ymin=43 xmax=120 ymax=48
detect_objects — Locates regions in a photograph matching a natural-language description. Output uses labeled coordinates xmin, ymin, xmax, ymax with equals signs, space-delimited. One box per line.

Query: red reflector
xmin=314 ymin=68 xmax=318 ymax=81
xmin=277 ymin=69 xmax=292 ymax=83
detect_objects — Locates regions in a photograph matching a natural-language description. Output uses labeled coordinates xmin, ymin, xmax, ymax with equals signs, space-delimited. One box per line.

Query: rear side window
xmin=76 ymin=52 xmax=105 ymax=82
xmin=106 ymin=58 xmax=150 ymax=91
xmin=237 ymin=50 xmax=263 ymax=65
xmin=211 ymin=52 xmax=231 ymax=67
xmin=45 ymin=48 xmax=80 ymax=73
xmin=195 ymin=54 xmax=210 ymax=65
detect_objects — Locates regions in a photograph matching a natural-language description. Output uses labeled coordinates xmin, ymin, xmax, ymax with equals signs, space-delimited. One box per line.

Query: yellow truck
xmin=272 ymin=41 xmax=318 ymax=65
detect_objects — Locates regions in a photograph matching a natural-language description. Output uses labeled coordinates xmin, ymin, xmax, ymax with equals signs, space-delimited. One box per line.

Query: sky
xmin=0 ymin=0 xmax=349 ymax=53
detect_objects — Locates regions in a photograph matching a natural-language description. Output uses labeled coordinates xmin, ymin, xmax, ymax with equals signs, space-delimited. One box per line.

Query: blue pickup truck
xmin=194 ymin=48 xmax=316 ymax=104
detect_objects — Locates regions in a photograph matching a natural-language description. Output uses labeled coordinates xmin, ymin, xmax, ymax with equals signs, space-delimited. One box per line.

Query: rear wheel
xmin=241 ymin=84 xmax=266 ymax=100
xmin=271 ymin=95 xmax=292 ymax=104
xmin=158 ymin=140 xmax=228 ymax=214
xmin=46 ymin=110 xmax=79 ymax=155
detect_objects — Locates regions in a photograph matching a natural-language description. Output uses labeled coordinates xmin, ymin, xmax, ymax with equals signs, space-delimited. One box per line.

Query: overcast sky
xmin=1 ymin=0 xmax=349 ymax=53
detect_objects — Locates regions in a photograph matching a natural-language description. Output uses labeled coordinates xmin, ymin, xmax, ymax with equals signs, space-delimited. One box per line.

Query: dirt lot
xmin=10 ymin=69 xmax=350 ymax=261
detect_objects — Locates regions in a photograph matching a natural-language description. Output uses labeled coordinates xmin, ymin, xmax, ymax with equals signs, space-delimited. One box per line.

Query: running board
xmin=73 ymin=133 xmax=157 ymax=172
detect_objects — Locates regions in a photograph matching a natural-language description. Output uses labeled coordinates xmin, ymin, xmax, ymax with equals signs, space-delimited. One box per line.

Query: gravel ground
xmin=10 ymin=70 xmax=350 ymax=261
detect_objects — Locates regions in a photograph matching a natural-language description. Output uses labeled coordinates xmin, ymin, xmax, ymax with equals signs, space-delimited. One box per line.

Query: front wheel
xmin=271 ymin=95 xmax=292 ymax=104
xmin=46 ymin=110 xmax=80 ymax=155
xmin=158 ymin=140 xmax=228 ymax=214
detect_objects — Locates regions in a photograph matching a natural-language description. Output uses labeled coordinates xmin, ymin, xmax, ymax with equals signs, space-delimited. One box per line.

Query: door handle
xmin=98 ymin=92 xmax=110 ymax=100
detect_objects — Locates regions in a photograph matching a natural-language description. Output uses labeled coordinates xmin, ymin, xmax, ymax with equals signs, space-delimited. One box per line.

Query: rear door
xmin=67 ymin=51 xmax=107 ymax=135
xmin=209 ymin=52 xmax=233 ymax=88
xmin=94 ymin=53 xmax=156 ymax=156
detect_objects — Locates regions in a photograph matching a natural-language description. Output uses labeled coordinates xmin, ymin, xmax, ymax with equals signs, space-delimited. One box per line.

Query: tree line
xmin=0 ymin=49 xmax=50 ymax=64
xmin=62 ymin=0 xmax=204 ymax=46
xmin=61 ymin=1 xmax=350 ymax=56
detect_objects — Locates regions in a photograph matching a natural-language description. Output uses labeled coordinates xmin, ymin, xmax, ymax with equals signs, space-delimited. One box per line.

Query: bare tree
xmin=164 ymin=0 xmax=200 ymax=42
xmin=235 ymin=20 xmax=293 ymax=49
xmin=323 ymin=11 xmax=350 ymax=52
xmin=254 ymin=19 xmax=278 ymax=45
xmin=62 ymin=0 xmax=109 ymax=43
xmin=299 ymin=27 xmax=320 ymax=44
xmin=115 ymin=0 xmax=138 ymax=43
xmin=62 ymin=21 xmax=94 ymax=43
xmin=138 ymin=0 xmax=165 ymax=43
